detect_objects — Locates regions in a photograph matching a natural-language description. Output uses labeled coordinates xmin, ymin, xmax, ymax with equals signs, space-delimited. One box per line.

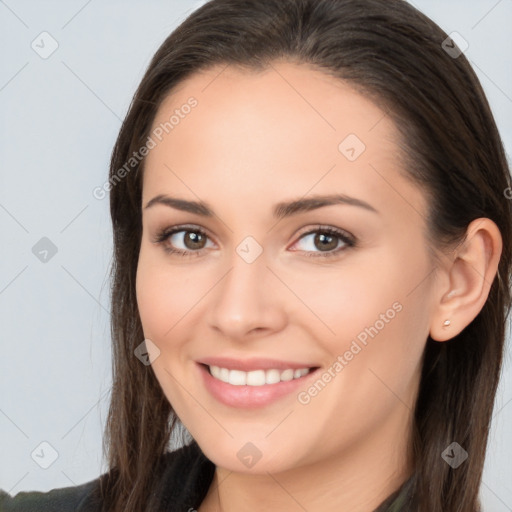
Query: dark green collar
xmin=374 ymin=473 xmax=416 ymax=512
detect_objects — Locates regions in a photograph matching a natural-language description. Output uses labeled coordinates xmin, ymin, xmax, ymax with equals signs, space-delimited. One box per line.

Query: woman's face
xmin=136 ymin=61 xmax=436 ymax=474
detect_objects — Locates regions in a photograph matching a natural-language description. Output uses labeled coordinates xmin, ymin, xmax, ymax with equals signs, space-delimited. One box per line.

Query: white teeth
xmin=208 ymin=365 xmax=312 ymax=386
xmin=247 ymin=370 xmax=266 ymax=386
xmin=219 ymin=367 xmax=230 ymax=382
xmin=209 ymin=365 xmax=222 ymax=380
xmin=280 ymin=369 xmax=294 ymax=382
xmin=266 ymin=369 xmax=281 ymax=384
xmin=228 ymin=370 xmax=247 ymax=386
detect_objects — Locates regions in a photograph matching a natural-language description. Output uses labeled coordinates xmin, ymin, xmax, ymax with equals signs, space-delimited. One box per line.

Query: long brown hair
xmin=100 ymin=1 xmax=512 ymax=510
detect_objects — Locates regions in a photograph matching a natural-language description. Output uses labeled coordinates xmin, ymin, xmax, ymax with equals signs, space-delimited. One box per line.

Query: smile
xmin=208 ymin=365 xmax=312 ymax=386
xmin=197 ymin=360 xmax=320 ymax=408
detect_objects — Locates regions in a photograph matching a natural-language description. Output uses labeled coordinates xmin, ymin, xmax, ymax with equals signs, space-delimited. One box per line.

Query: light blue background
xmin=0 ymin=0 xmax=511 ymax=509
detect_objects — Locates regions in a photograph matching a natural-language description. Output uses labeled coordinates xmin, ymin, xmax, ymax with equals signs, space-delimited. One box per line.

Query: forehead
xmin=149 ymin=61 xmax=395 ymax=157
xmin=143 ymin=61 xmax=426 ymax=222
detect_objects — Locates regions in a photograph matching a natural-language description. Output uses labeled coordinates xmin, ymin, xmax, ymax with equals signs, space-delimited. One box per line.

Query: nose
xmin=207 ymin=251 xmax=287 ymax=341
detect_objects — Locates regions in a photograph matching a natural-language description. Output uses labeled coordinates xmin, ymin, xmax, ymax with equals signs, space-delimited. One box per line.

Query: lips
xmin=196 ymin=357 xmax=320 ymax=408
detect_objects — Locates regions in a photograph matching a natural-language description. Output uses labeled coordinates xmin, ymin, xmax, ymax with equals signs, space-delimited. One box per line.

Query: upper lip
xmin=197 ymin=357 xmax=319 ymax=372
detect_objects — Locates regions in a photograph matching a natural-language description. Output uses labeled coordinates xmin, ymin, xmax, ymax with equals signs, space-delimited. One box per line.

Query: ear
xmin=429 ymin=218 xmax=503 ymax=342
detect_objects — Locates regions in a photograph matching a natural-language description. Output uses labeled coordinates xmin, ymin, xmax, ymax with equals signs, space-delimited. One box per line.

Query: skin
xmin=135 ymin=61 xmax=502 ymax=512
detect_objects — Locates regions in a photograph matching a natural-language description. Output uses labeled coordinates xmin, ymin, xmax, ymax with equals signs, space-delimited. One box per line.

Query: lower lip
xmin=197 ymin=363 xmax=318 ymax=409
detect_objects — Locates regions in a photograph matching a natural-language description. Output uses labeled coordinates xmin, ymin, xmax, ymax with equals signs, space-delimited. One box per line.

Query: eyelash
xmin=152 ymin=224 xmax=356 ymax=259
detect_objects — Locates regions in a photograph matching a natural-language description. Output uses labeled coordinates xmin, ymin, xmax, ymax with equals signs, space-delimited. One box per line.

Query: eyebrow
xmin=144 ymin=193 xmax=379 ymax=218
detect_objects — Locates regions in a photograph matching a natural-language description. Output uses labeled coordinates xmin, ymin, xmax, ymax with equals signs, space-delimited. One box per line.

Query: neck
xmin=199 ymin=406 xmax=414 ymax=512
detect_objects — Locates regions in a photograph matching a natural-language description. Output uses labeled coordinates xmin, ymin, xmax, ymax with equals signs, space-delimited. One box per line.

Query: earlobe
xmin=429 ymin=218 xmax=503 ymax=342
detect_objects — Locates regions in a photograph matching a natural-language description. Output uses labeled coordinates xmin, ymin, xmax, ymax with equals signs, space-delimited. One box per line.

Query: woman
xmin=1 ymin=0 xmax=510 ymax=511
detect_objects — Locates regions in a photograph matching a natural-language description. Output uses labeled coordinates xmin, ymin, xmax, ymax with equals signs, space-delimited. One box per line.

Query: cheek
xmin=289 ymin=248 xmax=430 ymax=395
xmin=135 ymin=244 xmax=222 ymax=382
xmin=281 ymin=256 xmax=401 ymax=348
xmin=135 ymin=251 xmax=192 ymax=406
xmin=310 ymin=244 xmax=429 ymax=339
xmin=136 ymin=246 xmax=181 ymax=342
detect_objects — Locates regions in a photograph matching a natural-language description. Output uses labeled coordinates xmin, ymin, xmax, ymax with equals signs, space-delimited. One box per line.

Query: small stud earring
xmin=443 ymin=320 xmax=451 ymax=327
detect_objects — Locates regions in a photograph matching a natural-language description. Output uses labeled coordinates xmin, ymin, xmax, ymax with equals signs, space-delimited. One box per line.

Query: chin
xmin=193 ymin=433 xmax=309 ymax=474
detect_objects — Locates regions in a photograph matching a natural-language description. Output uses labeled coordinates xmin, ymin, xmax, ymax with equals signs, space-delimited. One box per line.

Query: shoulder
xmin=0 ymin=476 xmax=101 ymax=512
xmin=0 ymin=441 xmax=214 ymax=512
xmin=153 ymin=440 xmax=215 ymax=509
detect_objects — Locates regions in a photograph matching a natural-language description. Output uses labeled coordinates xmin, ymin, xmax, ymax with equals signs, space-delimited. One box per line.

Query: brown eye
xmin=313 ymin=232 xmax=339 ymax=252
xmin=154 ymin=225 xmax=214 ymax=256
xmin=179 ymin=230 xmax=207 ymax=250
xmin=291 ymin=226 xmax=356 ymax=258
